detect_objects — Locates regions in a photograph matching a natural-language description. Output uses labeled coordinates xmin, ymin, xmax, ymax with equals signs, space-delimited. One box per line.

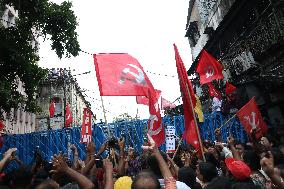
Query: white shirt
xmin=159 ymin=179 xmax=191 ymax=189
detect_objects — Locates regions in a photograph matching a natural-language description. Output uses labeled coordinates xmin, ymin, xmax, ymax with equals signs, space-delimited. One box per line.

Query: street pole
xmin=63 ymin=70 xmax=67 ymax=128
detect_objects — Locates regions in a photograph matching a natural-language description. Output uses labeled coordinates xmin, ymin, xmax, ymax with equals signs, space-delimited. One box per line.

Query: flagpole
xmin=217 ymin=114 xmax=237 ymax=130
xmin=100 ymin=96 xmax=110 ymax=137
xmin=185 ymin=83 xmax=206 ymax=162
xmin=172 ymin=137 xmax=182 ymax=160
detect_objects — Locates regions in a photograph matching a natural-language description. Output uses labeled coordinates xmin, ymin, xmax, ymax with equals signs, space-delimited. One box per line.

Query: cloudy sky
xmin=39 ymin=0 xmax=192 ymax=122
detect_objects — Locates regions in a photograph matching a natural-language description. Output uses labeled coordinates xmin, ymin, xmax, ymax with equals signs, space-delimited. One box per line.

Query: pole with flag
xmin=174 ymin=44 xmax=205 ymax=161
xmin=100 ymin=96 xmax=110 ymax=137
xmin=93 ymin=53 xmax=165 ymax=146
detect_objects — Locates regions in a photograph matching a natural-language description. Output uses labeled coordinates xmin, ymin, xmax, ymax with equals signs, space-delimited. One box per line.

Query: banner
xmin=80 ymin=108 xmax=92 ymax=143
xmin=165 ymin=126 xmax=175 ymax=153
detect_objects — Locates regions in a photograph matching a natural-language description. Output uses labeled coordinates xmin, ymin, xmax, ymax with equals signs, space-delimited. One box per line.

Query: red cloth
xmin=236 ymin=97 xmax=268 ymax=139
xmin=225 ymin=82 xmax=237 ymax=95
xmin=65 ymin=103 xmax=73 ymax=127
xmin=225 ymin=158 xmax=251 ymax=180
xmin=174 ymin=44 xmax=201 ymax=154
xmin=94 ymin=53 xmax=152 ymax=96
xmin=196 ymin=50 xmax=224 ymax=85
xmin=80 ymin=108 xmax=92 ymax=143
xmin=0 ymin=120 xmax=4 ymax=131
xmin=136 ymin=90 xmax=161 ymax=106
xmin=49 ymin=100 xmax=55 ymax=118
xmin=0 ymin=135 xmax=4 ymax=148
xmin=147 ymin=88 xmax=165 ymax=147
xmin=207 ymin=83 xmax=222 ymax=100
xmin=161 ymin=97 xmax=176 ymax=110
xmin=93 ymin=53 xmax=164 ymax=146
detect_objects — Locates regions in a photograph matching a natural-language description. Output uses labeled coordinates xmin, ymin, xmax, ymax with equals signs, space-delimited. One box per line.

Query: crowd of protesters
xmin=0 ymin=127 xmax=283 ymax=189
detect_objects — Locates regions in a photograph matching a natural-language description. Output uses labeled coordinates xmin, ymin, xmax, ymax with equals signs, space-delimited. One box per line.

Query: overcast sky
xmin=39 ymin=0 xmax=192 ymax=122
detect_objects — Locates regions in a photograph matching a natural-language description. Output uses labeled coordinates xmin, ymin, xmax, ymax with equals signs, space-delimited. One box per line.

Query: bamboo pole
xmin=217 ymin=114 xmax=237 ymax=130
xmin=172 ymin=137 xmax=183 ymax=160
xmin=185 ymin=83 xmax=206 ymax=162
xmin=100 ymin=96 xmax=110 ymax=137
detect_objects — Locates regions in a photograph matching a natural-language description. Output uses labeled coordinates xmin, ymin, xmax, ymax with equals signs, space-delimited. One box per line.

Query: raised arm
xmin=142 ymin=134 xmax=176 ymax=189
xmin=260 ymin=152 xmax=284 ymax=189
xmin=117 ymin=138 xmax=126 ymax=176
xmin=0 ymin=148 xmax=17 ymax=172
xmin=70 ymin=144 xmax=79 ymax=169
xmin=51 ymin=154 xmax=95 ymax=189
xmin=103 ymin=159 xmax=114 ymax=189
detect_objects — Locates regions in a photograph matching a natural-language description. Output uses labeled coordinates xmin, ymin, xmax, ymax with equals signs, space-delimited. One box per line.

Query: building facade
xmin=186 ymin=0 xmax=284 ymax=128
xmin=1 ymin=5 xmax=37 ymax=134
xmin=36 ymin=68 xmax=92 ymax=131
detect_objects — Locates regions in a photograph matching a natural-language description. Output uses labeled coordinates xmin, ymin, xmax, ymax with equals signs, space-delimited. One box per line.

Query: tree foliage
xmin=0 ymin=0 xmax=80 ymax=114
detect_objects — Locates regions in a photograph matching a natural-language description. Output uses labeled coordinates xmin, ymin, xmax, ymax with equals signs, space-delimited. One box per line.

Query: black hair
xmin=199 ymin=162 xmax=218 ymax=183
xmin=131 ymin=171 xmax=161 ymax=189
xmin=276 ymin=164 xmax=284 ymax=178
xmin=242 ymin=150 xmax=261 ymax=171
xmin=231 ymin=180 xmax=258 ymax=189
xmin=147 ymin=151 xmax=167 ymax=178
xmin=35 ymin=179 xmax=59 ymax=189
xmin=271 ymin=148 xmax=284 ymax=166
xmin=178 ymin=166 xmax=202 ymax=189
xmin=263 ymin=134 xmax=275 ymax=146
xmin=204 ymin=176 xmax=233 ymax=189
xmin=10 ymin=167 xmax=33 ymax=188
xmin=204 ymin=152 xmax=220 ymax=168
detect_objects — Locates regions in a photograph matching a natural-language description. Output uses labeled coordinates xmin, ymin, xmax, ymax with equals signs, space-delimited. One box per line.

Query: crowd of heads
xmin=0 ymin=127 xmax=283 ymax=189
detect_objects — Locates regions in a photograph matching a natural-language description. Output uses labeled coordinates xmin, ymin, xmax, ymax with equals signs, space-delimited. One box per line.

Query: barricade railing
xmin=0 ymin=112 xmax=247 ymax=172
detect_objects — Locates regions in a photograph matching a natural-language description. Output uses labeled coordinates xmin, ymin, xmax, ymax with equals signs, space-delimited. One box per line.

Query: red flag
xmin=236 ymin=97 xmax=268 ymax=139
xmin=81 ymin=108 xmax=92 ymax=143
xmin=49 ymin=100 xmax=55 ymax=118
xmin=161 ymin=97 xmax=176 ymax=110
xmin=65 ymin=103 xmax=73 ymax=127
xmin=196 ymin=50 xmax=224 ymax=84
xmin=136 ymin=90 xmax=161 ymax=106
xmin=94 ymin=53 xmax=152 ymax=96
xmin=93 ymin=53 xmax=164 ymax=146
xmin=207 ymin=83 xmax=222 ymax=100
xmin=174 ymin=44 xmax=201 ymax=153
xmin=148 ymin=89 xmax=165 ymax=147
xmin=225 ymin=82 xmax=237 ymax=95
xmin=0 ymin=120 xmax=4 ymax=131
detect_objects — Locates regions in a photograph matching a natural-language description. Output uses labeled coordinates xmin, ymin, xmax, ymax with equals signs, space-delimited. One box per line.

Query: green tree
xmin=0 ymin=0 xmax=80 ymax=115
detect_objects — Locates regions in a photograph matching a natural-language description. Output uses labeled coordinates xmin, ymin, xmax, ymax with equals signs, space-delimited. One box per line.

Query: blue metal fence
xmin=0 ymin=112 xmax=247 ymax=170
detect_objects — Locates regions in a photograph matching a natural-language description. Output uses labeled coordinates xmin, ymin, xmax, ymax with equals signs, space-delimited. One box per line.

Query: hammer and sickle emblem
xmin=148 ymin=114 xmax=163 ymax=136
xmin=244 ymin=112 xmax=259 ymax=129
xmin=205 ymin=66 xmax=214 ymax=78
xmin=119 ymin=64 xmax=146 ymax=85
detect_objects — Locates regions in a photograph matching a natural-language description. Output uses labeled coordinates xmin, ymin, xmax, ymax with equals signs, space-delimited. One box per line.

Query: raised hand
xmin=260 ymin=151 xmax=274 ymax=176
xmin=3 ymin=148 xmax=17 ymax=160
xmin=118 ymin=137 xmax=125 ymax=149
xmin=86 ymin=141 xmax=96 ymax=154
xmin=141 ymin=134 xmax=158 ymax=154
xmin=50 ymin=154 xmax=68 ymax=174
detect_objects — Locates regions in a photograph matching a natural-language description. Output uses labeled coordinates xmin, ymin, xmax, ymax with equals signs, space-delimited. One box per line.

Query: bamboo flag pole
xmin=172 ymin=137 xmax=183 ymax=160
xmin=217 ymin=114 xmax=237 ymax=130
xmin=100 ymin=96 xmax=110 ymax=137
xmin=185 ymin=83 xmax=206 ymax=162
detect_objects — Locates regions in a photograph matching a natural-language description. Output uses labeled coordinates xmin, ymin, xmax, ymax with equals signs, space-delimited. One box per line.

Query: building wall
xmin=36 ymin=69 xmax=90 ymax=131
xmin=186 ymin=0 xmax=284 ymax=127
xmin=187 ymin=0 xmax=235 ymax=61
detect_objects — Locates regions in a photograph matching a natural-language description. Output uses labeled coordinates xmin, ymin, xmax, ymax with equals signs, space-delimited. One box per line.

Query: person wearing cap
xmin=114 ymin=176 xmax=132 ymax=189
xmin=225 ymin=157 xmax=252 ymax=181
